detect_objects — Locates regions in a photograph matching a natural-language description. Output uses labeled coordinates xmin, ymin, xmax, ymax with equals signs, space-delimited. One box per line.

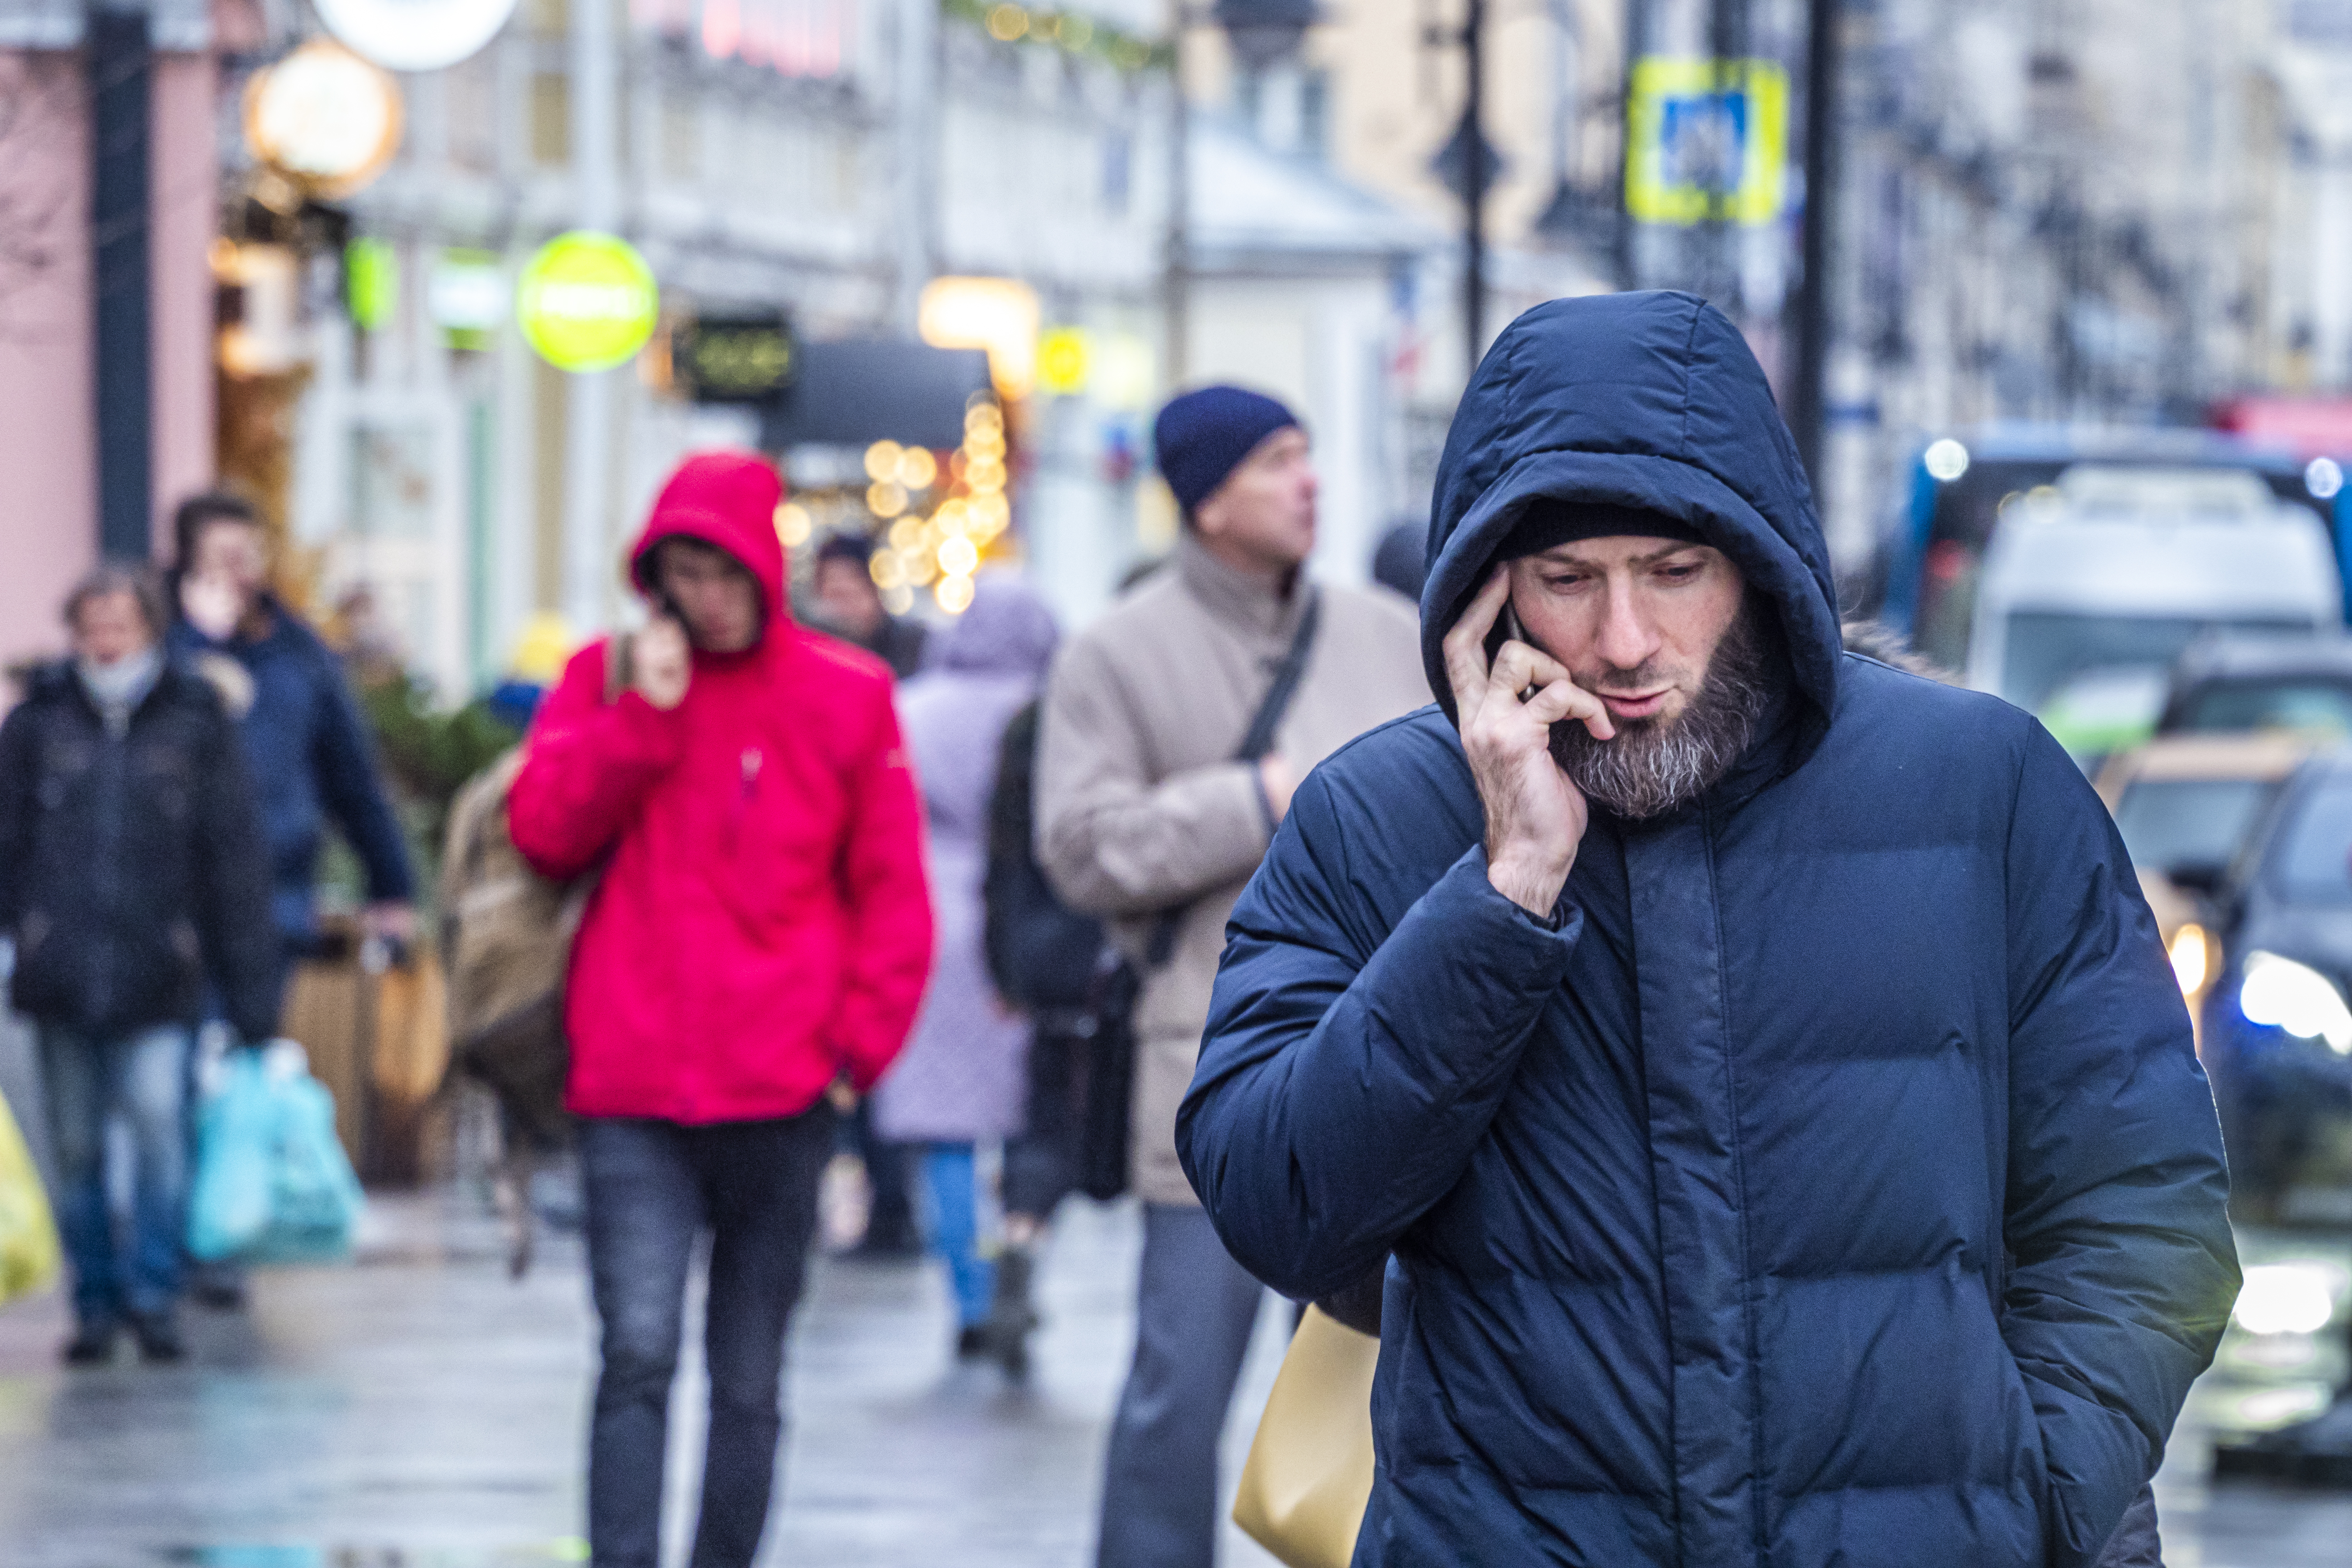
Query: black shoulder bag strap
xmin=1141 ymin=588 xmax=1323 ymax=968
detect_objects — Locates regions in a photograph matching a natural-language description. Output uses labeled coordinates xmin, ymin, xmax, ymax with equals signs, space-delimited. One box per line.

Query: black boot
xmin=62 ymin=1318 xmax=118 ymax=1366
xmin=988 ymin=1247 xmax=1039 ymax=1380
xmin=128 ymin=1309 xmax=186 ymax=1365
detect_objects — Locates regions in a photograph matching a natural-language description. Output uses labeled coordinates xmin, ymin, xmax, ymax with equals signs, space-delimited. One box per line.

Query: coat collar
xmin=1175 ymin=532 xmax=1310 ymax=647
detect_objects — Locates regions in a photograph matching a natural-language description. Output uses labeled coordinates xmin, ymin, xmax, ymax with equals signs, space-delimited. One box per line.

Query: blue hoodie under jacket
xmin=1176 ymin=293 xmax=2239 ymax=1568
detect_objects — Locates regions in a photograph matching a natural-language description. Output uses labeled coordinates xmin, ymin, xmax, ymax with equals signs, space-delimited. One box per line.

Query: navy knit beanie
xmin=1154 ymin=386 xmax=1301 ymax=514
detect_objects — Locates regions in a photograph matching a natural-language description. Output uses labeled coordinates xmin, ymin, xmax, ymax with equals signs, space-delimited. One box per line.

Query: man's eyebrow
xmin=1528 ymin=541 xmax=1715 ymax=570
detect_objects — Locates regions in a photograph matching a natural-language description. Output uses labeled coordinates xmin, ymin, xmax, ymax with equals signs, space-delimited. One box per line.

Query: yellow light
xmin=881 ymin=583 xmax=915 ymax=615
xmin=965 ymin=402 xmax=1004 ymax=435
xmin=920 ymin=277 xmax=1040 ymax=399
xmin=970 ymin=494 xmax=1010 ymax=536
xmin=936 ymin=573 xmax=976 ymax=614
xmin=864 ymin=440 xmax=903 ymax=482
xmin=966 ymin=431 xmax=1006 ymax=461
xmin=1037 ymin=327 xmax=1092 ymax=396
xmin=939 ymin=536 xmax=980 ymax=576
xmin=1059 ymin=15 xmax=1094 ymax=49
xmin=774 ymin=502 xmax=813 ymax=549
xmin=966 ymin=459 xmax=1006 ymax=494
xmin=867 ymin=480 xmax=908 ymax=519
xmin=868 ymin=549 xmax=906 ymax=590
xmin=2170 ymin=923 xmax=2210 ymax=998
xmin=887 ymin=516 xmax=925 ymax=552
xmin=935 ymin=499 xmax=971 ymax=534
xmin=902 ymin=547 xmax=939 ymax=587
xmin=985 ymin=4 xmax=1028 ymax=41
xmin=896 ymin=447 xmax=939 ymax=490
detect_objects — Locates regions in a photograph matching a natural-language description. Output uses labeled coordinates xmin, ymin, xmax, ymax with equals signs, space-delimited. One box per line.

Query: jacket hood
xmin=923 ymin=573 xmax=1059 ymax=679
xmin=1419 ymin=291 xmax=1841 ymax=730
xmin=629 ymin=451 xmax=790 ymax=628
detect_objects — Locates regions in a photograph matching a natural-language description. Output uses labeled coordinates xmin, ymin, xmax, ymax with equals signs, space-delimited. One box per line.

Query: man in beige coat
xmin=1038 ymin=386 xmax=1427 ymax=1568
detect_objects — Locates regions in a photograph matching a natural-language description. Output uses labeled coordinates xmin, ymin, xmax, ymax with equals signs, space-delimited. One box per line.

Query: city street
xmin=0 ymin=1166 xmax=2344 ymax=1568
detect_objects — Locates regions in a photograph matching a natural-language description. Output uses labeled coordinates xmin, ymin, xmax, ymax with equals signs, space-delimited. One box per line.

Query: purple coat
xmin=872 ymin=577 xmax=1059 ymax=1143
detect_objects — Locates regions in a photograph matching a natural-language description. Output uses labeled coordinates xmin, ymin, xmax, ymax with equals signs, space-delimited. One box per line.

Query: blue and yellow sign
xmin=1625 ymin=58 xmax=1789 ymax=226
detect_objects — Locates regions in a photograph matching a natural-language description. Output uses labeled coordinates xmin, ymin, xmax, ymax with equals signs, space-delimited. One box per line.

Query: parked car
xmin=1967 ymin=465 xmax=2342 ymax=765
xmin=2190 ymin=746 xmax=2352 ymax=1468
xmin=2159 ymin=634 xmax=2352 ymax=740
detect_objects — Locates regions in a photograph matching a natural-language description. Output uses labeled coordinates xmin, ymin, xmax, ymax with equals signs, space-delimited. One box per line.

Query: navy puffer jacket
xmin=1176 ymin=292 xmax=2238 ymax=1568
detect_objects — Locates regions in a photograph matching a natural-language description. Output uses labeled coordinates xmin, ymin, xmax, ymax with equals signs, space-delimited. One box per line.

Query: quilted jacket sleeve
xmin=509 ymin=642 xmax=686 ymax=880
xmin=2000 ymin=722 xmax=2239 ymax=1568
xmin=823 ymin=686 xmax=934 ymax=1092
xmin=1178 ymin=769 xmax=1580 ymax=1300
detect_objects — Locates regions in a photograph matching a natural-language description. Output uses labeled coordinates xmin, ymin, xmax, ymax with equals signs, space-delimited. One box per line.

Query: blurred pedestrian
xmin=0 ymin=566 xmax=278 ymax=1364
xmin=1178 ymin=293 xmax=2234 ymax=1567
xmin=872 ymin=574 xmax=1060 ymax=1367
xmin=1370 ymin=518 xmax=1428 ymax=603
xmin=804 ymin=529 xmax=926 ymax=1256
xmin=1037 ymin=386 xmax=1427 ymax=1568
xmin=809 ymin=532 xmax=928 ymax=678
xmin=166 ymin=492 xmax=417 ymax=1310
xmin=508 ymin=451 xmax=932 ymax=1568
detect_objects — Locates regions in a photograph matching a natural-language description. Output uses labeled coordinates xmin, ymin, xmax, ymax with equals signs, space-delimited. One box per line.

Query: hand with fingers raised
xmin=1441 ymin=567 xmax=1615 ymax=918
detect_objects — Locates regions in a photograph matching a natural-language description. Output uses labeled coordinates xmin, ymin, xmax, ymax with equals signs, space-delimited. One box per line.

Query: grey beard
xmin=1547 ymin=597 xmax=1778 ymax=820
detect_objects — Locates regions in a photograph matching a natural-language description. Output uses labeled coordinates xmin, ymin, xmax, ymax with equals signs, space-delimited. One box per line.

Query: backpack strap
xmin=1142 ymin=589 xmax=1323 ymax=969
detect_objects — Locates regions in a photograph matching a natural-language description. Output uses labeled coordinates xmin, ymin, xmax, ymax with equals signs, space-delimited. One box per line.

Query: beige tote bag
xmin=1232 ymin=1305 xmax=1381 ymax=1568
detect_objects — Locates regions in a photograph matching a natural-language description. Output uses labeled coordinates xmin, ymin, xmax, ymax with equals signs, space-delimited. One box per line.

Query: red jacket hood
xmin=628 ymin=451 xmax=791 ymax=627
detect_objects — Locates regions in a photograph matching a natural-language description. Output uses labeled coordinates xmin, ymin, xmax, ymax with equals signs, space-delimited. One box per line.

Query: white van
xmin=1968 ymin=466 xmax=2344 ymax=759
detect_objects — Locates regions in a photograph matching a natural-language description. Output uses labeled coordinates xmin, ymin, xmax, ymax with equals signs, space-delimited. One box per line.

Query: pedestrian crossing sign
xmin=1625 ymin=57 xmax=1789 ymax=226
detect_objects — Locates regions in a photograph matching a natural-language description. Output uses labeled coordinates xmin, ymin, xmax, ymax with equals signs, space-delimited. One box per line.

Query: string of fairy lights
xmin=774 ymin=397 xmax=1013 ymax=616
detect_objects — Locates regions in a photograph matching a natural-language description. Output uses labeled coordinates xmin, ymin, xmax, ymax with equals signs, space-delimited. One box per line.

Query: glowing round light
xmin=2308 ymin=456 xmax=2344 ymax=501
xmin=902 ymin=548 xmax=939 ymax=588
xmin=985 ymin=5 xmax=1029 ymax=41
xmin=864 ymin=441 xmax=904 ymax=483
xmin=243 ymin=40 xmax=404 ymax=200
xmin=936 ymin=573 xmax=976 ymax=613
xmin=881 ymin=583 xmax=915 ymax=615
xmin=2239 ymin=951 xmax=2352 ymax=1054
xmin=935 ymin=499 xmax=971 ymax=534
xmin=2169 ymin=924 xmax=2210 ymax=997
xmin=314 ymin=0 xmax=519 ymax=72
xmin=516 ymin=232 xmax=659 ymax=373
xmin=970 ymin=495 xmax=1011 ymax=536
xmin=966 ymin=459 xmax=1007 ymax=494
xmin=1922 ymin=438 xmax=1971 ymax=483
xmin=774 ymin=502 xmax=813 ymax=549
xmin=2234 ymin=1264 xmax=2342 ymax=1337
xmin=867 ymin=480 xmax=909 ymax=519
xmin=887 ymin=516 xmax=925 ymax=552
xmin=938 ymin=536 xmax=980 ymax=576
xmin=896 ymin=447 xmax=940 ymax=490
xmin=965 ymin=402 xmax=1004 ymax=435
xmin=867 ymin=550 xmax=906 ymax=590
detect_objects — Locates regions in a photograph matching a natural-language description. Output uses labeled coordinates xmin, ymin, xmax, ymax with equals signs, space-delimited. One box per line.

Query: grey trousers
xmin=1096 ymin=1203 xmax=1268 ymax=1568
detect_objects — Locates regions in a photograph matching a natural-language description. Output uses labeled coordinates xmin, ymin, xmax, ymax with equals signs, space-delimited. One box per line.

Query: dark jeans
xmin=580 ymin=1107 xmax=834 ymax=1568
xmin=1004 ymin=1017 xmax=1087 ymax=1221
xmin=38 ymin=1023 xmax=190 ymax=1324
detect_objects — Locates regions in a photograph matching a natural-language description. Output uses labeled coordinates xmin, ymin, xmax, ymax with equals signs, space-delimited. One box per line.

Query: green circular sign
xmin=517 ymin=231 xmax=659 ymax=373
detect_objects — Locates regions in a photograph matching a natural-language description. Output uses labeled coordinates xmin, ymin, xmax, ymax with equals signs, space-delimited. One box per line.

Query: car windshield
xmin=2179 ymin=679 xmax=2352 ymax=738
xmin=2000 ymin=612 xmax=2320 ymax=714
xmin=2273 ymin=779 xmax=2352 ymax=904
xmin=2112 ymin=778 xmax=2279 ymax=878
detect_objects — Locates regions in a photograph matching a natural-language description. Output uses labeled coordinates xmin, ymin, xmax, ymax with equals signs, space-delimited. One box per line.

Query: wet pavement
xmin=0 ymin=1025 xmax=2348 ymax=1565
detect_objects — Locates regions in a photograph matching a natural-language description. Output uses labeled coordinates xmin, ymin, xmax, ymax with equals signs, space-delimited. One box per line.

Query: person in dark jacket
xmin=1177 ymin=292 xmax=2239 ymax=1568
xmin=166 ymin=492 xmax=416 ymax=994
xmin=0 ymin=566 xmax=278 ymax=1365
xmin=808 ymin=531 xmax=929 ymax=678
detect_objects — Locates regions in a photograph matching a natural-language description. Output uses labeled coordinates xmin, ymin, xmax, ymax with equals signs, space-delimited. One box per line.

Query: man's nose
xmin=1593 ymin=580 xmax=1661 ymax=672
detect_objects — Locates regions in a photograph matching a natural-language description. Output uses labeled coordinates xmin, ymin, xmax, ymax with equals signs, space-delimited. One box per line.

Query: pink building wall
xmin=0 ymin=46 xmax=218 ymax=671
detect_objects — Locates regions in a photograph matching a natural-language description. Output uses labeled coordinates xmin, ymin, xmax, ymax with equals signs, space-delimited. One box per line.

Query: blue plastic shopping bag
xmin=189 ymin=1044 xmax=364 ymax=1264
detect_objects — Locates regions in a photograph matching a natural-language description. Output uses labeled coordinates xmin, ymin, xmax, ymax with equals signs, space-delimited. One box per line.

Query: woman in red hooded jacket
xmin=510 ymin=451 xmax=931 ymax=1568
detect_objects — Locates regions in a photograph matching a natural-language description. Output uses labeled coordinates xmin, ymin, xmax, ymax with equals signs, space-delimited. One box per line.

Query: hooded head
xmin=1419 ymin=293 xmax=1841 ymax=745
xmin=630 ymin=451 xmax=789 ymax=642
xmin=924 ymin=573 xmax=1059 ymax=680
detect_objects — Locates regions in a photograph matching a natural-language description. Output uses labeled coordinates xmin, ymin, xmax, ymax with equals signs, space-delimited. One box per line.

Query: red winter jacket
xmin=510 ymin=452 xmax=933 ymax=1123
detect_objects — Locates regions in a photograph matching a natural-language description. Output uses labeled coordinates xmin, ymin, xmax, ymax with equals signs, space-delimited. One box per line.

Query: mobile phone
xmin=1486 ymin=599 xmax=1530 ymax=666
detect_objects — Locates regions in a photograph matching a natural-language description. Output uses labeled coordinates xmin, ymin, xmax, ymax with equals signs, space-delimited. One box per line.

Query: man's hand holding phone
xmin=1441 ymin=568 xmax=1613 ymax=917
xmin=633 ymin=615 xmax=691 ymax=710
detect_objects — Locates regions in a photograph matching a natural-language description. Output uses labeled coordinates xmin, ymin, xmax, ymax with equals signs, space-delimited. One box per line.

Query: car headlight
xmin=2232 ymin=1262 xmax=2348 ymax=1337
xmin=2238 ymin=951 xmax=2352 ymax=1054
xmin=2169 ymin=923 xmax=2210 ymax=998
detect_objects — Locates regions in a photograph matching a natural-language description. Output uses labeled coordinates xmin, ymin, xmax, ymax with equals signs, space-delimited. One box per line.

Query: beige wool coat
xmin=1035 ymin=534 xmax=1428 ymax=1205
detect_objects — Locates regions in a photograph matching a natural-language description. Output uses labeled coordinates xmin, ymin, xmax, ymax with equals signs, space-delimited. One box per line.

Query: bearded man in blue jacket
xmin=1176 ymin=293 xmax=2239 ymax=1568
